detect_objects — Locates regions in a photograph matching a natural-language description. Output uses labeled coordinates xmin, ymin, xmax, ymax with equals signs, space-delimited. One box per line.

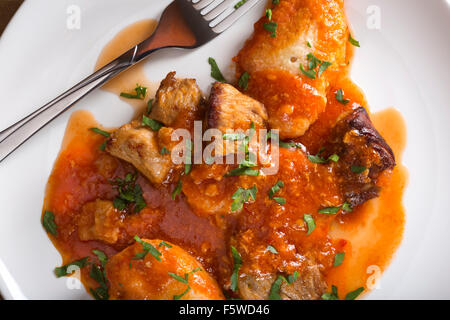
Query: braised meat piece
xmin=106 ymin=120 xmax=177 ymax=185
xmin=208 ymin=82 xmax=268 ymax=132
xmin=325 ymin=107 xmax=395 ymax=206
xmin=239 ymin=262 xmax=327 ymax=300
xmin=77 ymin=200 xmax=123 ymax=244
xmin=150 ymin=71 xmax=204 ymax=129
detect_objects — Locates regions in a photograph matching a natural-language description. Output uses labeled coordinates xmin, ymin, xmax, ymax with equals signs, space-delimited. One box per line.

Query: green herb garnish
xmin=234 ymin=0 xmax=248 ymax=9
xmin=231 ymin=185 xmax=257 ymax=212
xmin=269 ymin=180 xmax=284 ymax=199
xmin=238 ymin=72 xmax=250 ymax=91
xmin=159 ymin=241 xmax=173 ymax=248
xmin=351 ymin=165 xmax=366 ymax=174
xmin=274 ymin=197 xmax=286 ymax=205
xmin=90 ymin=127 xmax=110 ymax=137
xmin=133 ymin=235 xmax=162 ymax=261
xmin=142 ymin=115 xmax=163 ymax=131
xmin=322 ymin=285 xmax=339 ymax=300
xmin=208 ymin=57 xmax=226 ymax=83
xmin=42 ymin=210 xmax=58 ymax=236
xmin=120 ymin=84 xmax=147 ymax=100
xmin=300 ymin=53 xmax=332 ymax=79
xmin=230 ymin=246 xmax=242 ymax=292
xmin=318 ymin=206 xmax=341 ymax=214
xmin=336 ymin=89 xmax=350 ymax=104
xmin=304 ymin=214 xmax=316 ymax=235
xmin=184 ymin=140 xmax=193 ymax=175
xmin=264 ymin=21 xmax=277 ymax=38
xmin=348 ymin=34 xmax=360 ymax=47
xmin=172 ymin=180 xmax=182 ymax=200
xmin=54 ymin=257 xmax=89 ymax=278
xmin=110 ymin=172 xmax=146 ymax=213
xmin=345 ymin=287 xmax=364 ymax=300
xmin=334 ymin=252 xmax=345 ymax=267
xmin=160 ymin=146 xmax=169 ymax=155
xmin=265 ymin=9 xmax=272 ymax=20
xmin=266 ymin=245 xmax=278 ymax=254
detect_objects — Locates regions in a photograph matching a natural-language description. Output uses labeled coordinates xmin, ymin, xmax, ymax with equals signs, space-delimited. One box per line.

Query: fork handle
xmin=0 ymin=46 xmax=140 ymax=163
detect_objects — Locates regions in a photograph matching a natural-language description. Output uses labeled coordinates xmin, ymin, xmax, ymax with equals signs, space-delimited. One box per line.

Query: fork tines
xmin=187 ymin=0 xmax=262 ymax=33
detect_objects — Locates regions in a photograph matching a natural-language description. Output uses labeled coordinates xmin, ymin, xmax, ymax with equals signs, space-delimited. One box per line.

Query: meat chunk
xmin=325 ymin=107 xmax=396 ymax=206
xmin=150 ymin=72 xmax=204 ymax=129
xmin=235 ymin=0 xmax=350 ymax=138
xmin=106 ymin=239 xmax=224 ymax=300
xmin=239 ymin=263 xmax=327 ymax=300
xmin=106 ymin=120 xmax=176 ymax=185
xmin=77 ymin=200 xmax=122 ymax=244
xmin=208 ymin=82 xmax=268 ymax=132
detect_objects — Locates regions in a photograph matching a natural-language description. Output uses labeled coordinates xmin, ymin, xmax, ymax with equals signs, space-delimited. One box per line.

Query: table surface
xmin=0 ymin=0 xmax=23 ymax=300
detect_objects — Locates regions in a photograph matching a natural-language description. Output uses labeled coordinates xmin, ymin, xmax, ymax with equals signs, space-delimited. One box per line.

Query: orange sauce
xmin=95 ymin=19 xmax=159 ymax=115
xmin=327 ymin=108 xmax=407 ymax=296
xmin=42 ymin=4 xmax=408 ymax=300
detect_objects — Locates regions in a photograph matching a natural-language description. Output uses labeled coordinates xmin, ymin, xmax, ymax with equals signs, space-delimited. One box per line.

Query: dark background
xmin=0 ymin=0 xmax=23 ymax=300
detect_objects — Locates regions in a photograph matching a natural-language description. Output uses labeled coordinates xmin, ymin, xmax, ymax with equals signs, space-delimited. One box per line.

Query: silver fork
xmin=0 ymin=0 xmax=262 ymax=162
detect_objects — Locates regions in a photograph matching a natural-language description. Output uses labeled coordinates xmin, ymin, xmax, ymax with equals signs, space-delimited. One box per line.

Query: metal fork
xmin=0 ymin=0 xmax=261 ymax=162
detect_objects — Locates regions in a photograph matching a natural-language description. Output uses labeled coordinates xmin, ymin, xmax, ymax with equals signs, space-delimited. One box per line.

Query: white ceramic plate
xmin=0 ymin=0 xmax=449 ymax=300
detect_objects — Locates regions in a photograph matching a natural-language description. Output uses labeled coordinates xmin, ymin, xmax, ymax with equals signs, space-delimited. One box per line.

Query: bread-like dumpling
xmin=106 ymin=239 xmax=224 ymax=300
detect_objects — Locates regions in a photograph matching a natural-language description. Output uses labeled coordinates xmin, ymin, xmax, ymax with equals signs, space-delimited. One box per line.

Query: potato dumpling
xmin=106 ymin=238 xmax=224 ymax=300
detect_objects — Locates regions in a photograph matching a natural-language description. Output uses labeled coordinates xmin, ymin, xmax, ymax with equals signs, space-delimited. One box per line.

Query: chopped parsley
xmin=160 ymin=146 xmax=169 ymax=155
xmin=89 ymin=262 xmax=109 ymax=300
xmin=264 ymin=21 xmax=277 ymax=38
xmin=336 ymin=89 xmax=350 ymax=104
xmin=318 ymin=202 xmax=352 ymax=215
xmin=159 ymin=241 xmax=173 ymax=248
xmin=300 ymin=53 xmax=332 ymax=79
xmin=42 ymin=210 xmax=58 ymax=236
xmin=266 ymin=245 xmax=278 ymax=254
xmin=265 ymin=9 xmax=272 ymax=20
xmin=304 ymin=214 xmax=316 ymax=235
xmin=231 ymin=185 xmax=257 ymax=212
xmin=269 ymin=180 xmax=284 ymax=199
xmin=234 ymin=0 xmax=248 ymax=9
xmin=208 ymin=57 xmax=226 ymax=83
xmin=230 ymin=246 xmax=242 ymax=292
xmin=184 ymin=140 xmax=193 ymax=175
xmin=238 ymin=72 xmax=250 ymax=91
xmin=89 ymin=127 xmax=110 ymax=137
xmin=225 ymin=166 xmax=259 ymax=177
xmin=351 ymin=165 xmax=366 ymax=174
xmin=172 ymin=180 xmax=182 ymax=200
xmin=110 ymin=172 xmax=146 ymax=213
xmin=133 ymin=236 xmax=162 ymax=261
xmin=348 ymin=34 xmax=360 ymax=47
xmin=269 ymin=272 xmax=298 ymax=300
xmin=223 ymin=132 xmax=246 ymax=141
xmin=322 ymin=285 xmax=364 ymax=300
xmin=92 ymin=249 xmax=108 ymax=269
xmin=142 ymin=115 xmax=163 ymax=131
xmin=272 ymin=0 xmax=279 ymax=4
xmin=345 ymin=287 xmax=364 ymax=300
xmin=90 ymin=127 xmax=110 ymax=151
xmin=318 ymin=206 xmax=340 ymax=215
xmin=307 ymin=148 xmax=339 ymax=164
xmin=274 ymin=197 xmax=286 ymax=205
xmin=120 ymin=84 xmax=147 ymax=100
xmin=54 ymin=257 xmax=89 ymax=278
xmin=307 ymin=41 xmax=312 ymax=48
xmin=334 ymin=252 xmax=345 ymax=267
xmin=322 ymin=285 xmax=339 ymax=300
